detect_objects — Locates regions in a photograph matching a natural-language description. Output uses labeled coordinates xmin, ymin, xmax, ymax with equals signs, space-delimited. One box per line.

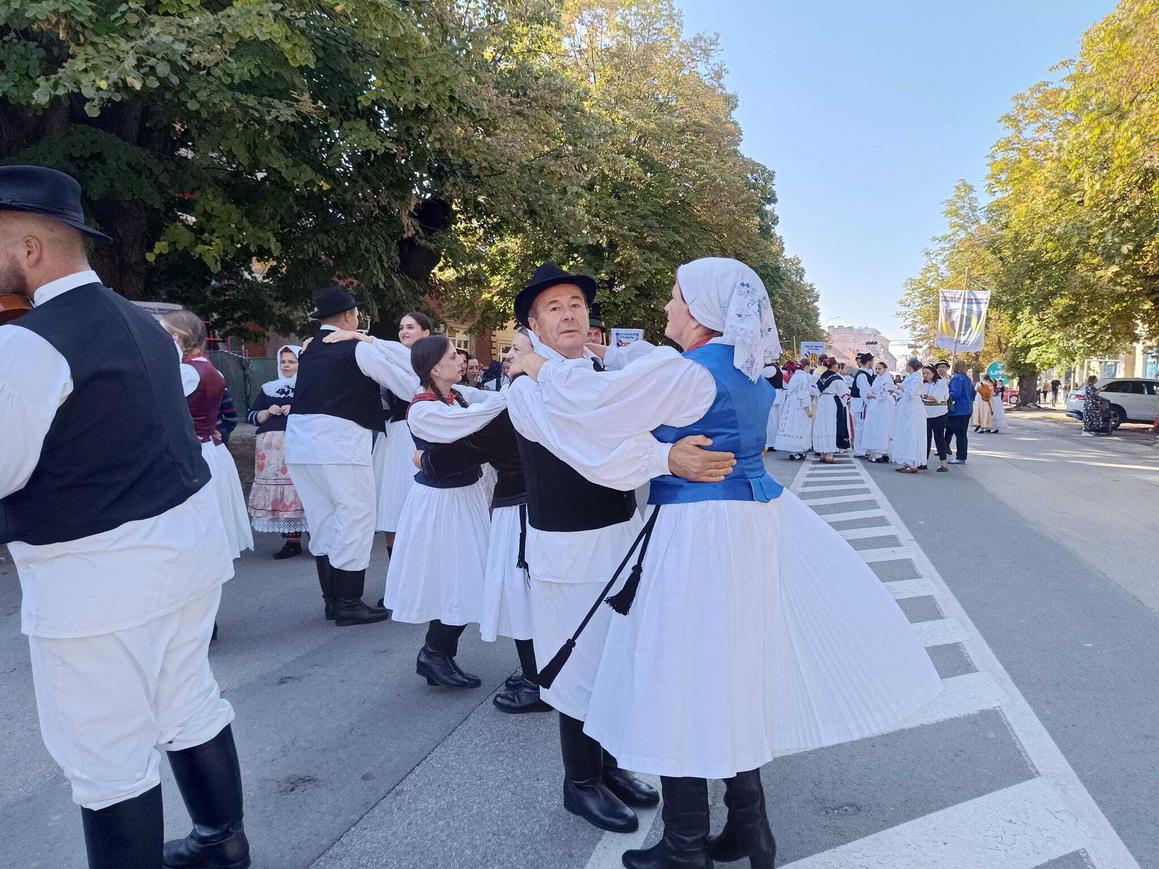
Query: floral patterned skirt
xmin=248 ymin=430 xmax=307 ymax=533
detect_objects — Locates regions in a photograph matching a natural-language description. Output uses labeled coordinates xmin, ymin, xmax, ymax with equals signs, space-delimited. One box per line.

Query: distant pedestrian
xmin=1050 ymin=378 xmax=1061 ymax=406
xmin=920 ymin=364 xmax=950 ymax=473
xmin=945 ymin=361 xmax=973 ymax=464
xmin=972 ymin=376 xmax=995 ymax=432
xmin=1081 ymin=375 xmax=1104 ymax=436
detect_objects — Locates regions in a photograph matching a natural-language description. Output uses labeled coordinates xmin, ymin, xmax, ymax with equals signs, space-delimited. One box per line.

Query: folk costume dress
xmin=247 ymin=345 xmax=307 ymax=534
xmin=511 ymin=260 xmax=941 ymax=780
xmin=972 ymin=380 xmax=996 ymax=429
xmin=851 ymin=365 xmax=875 ymax=457
xmin=862 ymin=372 xmax=898 ymax=458
xmin=774 ymin=369 xmax=816 ymax=454
xmin=372 ymin=388 xmax=416 ymax=533
xmin=891 ymin=370 xmax=928 ymax=467
xmin=991 ymin=386 xmax=1008 ymax=432
xmin=812 ymin=369 xmax=850 ymax=454
xmin=761 ymin=364 xmax=785 ymax=448
xmin=382 ymin=386 xmax=503 ymax=626
xmin=182 ymin=354 xmax=253 ymax=559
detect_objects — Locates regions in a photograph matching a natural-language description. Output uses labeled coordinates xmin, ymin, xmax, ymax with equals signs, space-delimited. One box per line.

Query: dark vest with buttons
xmin=290 ymin=329 xmax=387 ymax=431
xmin=512 ymin=359 xmax=636 ymax=532
xmin=409 ymin=392 xmax=483 ymax=490
xmin=0 ymin=283 xmax=210 ymax=546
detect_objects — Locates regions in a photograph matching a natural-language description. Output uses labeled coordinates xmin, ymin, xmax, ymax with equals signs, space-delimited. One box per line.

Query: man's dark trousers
xmin=946 ymin=414 xmax=969 ymax=461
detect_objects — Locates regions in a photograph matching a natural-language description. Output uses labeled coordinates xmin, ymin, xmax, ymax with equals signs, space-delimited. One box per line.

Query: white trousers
xmin=288 ymin=463 xmax=377 ymax=571
xmin=530 ymin=579 xmax=613 ymax=722
xmin=28 ymin=586 xmax=233 ymax=810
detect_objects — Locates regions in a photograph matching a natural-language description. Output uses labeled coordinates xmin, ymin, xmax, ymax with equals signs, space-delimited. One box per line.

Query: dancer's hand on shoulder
xmin=668 ymin=435 xmax=736 ymax=483
xmin=322 ymin=329 xmax=371 ymax=344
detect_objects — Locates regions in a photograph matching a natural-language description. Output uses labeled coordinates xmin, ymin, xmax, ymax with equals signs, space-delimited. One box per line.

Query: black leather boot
xmin=314 ymin=556 xmax=335 ymax=621
xmin=331 ymin=568 xmax=390 ymax=626
xmin=604 ymin=753 xmax=660 ymax=807
xmin=708 ymin=768 xmax=776 ymax=867
xmin=416 ymin=645 xmax=475 ymax=688
xmin=622 ymin=777 xmax=711 ymax=869
xmin=163 ymin=725 xmax=251 ymax=869
xmin=273 ymin=538 xmax=302 ymax=560
xmin=493 ymin=676 xmax=552 ymax=713
xmin=560 ymin=714 xmax=637 ymax=833
xmin=81 ymin=784 xmax=163 ymax=869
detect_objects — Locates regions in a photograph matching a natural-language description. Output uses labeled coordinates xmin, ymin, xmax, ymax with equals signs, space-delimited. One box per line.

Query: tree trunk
xmin=1017 ymin=367 xmax=1040 ymax=407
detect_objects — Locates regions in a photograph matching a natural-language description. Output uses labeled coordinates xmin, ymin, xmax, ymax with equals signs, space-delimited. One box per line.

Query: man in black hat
xmin=586 ymin=302 xmax=606 ymax=345
xmin=285 ymin=283 xmax=416 ymax=625
xmin=0 ymin=166 xmax=250 ymax=868
xmin=504 ymin=262 xmax=735 ymax=834
xmin=851 ymin=352 xmax=875 ymax=458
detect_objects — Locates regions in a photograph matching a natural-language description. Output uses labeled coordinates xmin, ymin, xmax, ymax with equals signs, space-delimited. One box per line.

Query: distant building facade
xmin=824 ymin=325 xmax=897 ymax=371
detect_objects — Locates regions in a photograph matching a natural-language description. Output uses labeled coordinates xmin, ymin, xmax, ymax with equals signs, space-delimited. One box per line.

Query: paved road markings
xmin=584 ymin=457 xmax=1140 ymax=869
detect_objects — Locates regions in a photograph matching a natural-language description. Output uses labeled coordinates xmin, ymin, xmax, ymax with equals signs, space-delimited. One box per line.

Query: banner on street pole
xmin=936 ymin=289 xmax=991 ymax=353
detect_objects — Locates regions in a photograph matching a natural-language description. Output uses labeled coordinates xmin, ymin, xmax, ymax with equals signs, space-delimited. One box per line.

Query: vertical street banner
xmin=936 ymin=289 xmax=992 ymax=352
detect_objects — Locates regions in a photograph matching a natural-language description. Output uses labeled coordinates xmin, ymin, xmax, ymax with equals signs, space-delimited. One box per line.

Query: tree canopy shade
xmin=899 ymin=0 xmax=1159 ymax=387
xmin=1 ymin=0 xmax=822 ymax=344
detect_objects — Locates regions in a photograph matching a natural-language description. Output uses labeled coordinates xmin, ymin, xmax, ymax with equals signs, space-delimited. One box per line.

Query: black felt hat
xmin=0 ymin=165 xmax=111 ymax=243
xmin=588 ymin=302 xmax=605 ymax=329
xmin=514 ymin=262 xmax=597 ymax=328
xmin=308 ymin=283 xmax=364 ymax=320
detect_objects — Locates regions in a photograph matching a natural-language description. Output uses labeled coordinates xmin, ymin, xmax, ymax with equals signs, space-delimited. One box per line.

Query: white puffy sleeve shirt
xmin=406 ymin=388 xmax=507 ymax=444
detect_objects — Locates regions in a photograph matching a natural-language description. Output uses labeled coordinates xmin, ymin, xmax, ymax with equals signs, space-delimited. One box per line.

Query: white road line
xmin=779 ymin=777 xmax=1087 ymax=869
xmin=798 ymin=483 xmax=872 ymax=493
xmin=850 ymin=460 xmax=1141 ymax=868
xmin=836 ymin=526 xmax=901 ymax=541
xmin=914 ymin=618 xmax=967 ymax=647
xmin=795 ymin=495 xmax=879 ymax=507
xmin=886 ymin=578 xmax=938 ymax=600
xmin=858 ymin=546 xmax=916 ymax=563
xmin=819 ymin=509 xmax=888 ymax=524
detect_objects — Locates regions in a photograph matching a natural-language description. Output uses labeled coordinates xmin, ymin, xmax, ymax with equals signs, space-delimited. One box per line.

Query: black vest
xmin=422 ymin=411 xmax=525 ymax=509
xmin=0 ymin=283 xmax=210 ymax=546
xmin=290 ymin=329 xmax=387 ymax=431
xmin=384 ymin=389 xmax=409 ymax=423
xmin=515 ymin=434 xmax=636 ymax=532
xmin=851 ymin=369 xmax=875 ymax=398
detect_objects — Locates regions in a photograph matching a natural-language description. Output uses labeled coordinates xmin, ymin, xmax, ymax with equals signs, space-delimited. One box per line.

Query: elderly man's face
xmin=528 ymin=283 xmax=588 ymax=358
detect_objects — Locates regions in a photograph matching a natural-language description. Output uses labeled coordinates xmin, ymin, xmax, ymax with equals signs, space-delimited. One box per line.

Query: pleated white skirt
xmin=375 ymin=419 xmax=416 ymax=533
xmin=811 ymin=397 xmax=840 ymax=453
xmin=583 ymin=492 xmax=941 ymax=779
xmin=200 ymin=441 xmax=253 ymax=560
xmin=774 ymin=405 xmax=812 ymax=453
xmin=863 ymin=401 xmax=895 ymax=454
xmin=480 ymin=505 xmax=534 ymax=642
xmin=890 ymin=401 xmax=928 ymax=466
xmin=765 ymin=399 xmax=783 ymax=448
xmin=384 ymin=479 xmax=489 ymax=625
xmin=990 ymin=395 xmax=1006 ymax=430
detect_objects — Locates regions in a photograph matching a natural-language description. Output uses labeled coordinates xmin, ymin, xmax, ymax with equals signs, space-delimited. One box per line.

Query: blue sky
xmin=674 ymin=0 xmax=1117 ymax=344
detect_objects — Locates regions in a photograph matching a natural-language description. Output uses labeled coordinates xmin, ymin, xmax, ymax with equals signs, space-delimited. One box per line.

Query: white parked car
xmin=1066 ymin=378 xmax=1159 ymax=429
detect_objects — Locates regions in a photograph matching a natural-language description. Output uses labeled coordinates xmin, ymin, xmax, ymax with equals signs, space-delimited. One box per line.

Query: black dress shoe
xmin=417 ymin=646 xmax=475 ymax=688
xmin=272 ymin=540 xmax=302 ymax=560
xmin=447 ymin=657 xmax=482 ymax=688
xmin=493 ymin=677 xmax=552 ymax=714
xmin=333 ymin=599 xmax=390 ymax=626
xmin=504 ymin=672 xmax=523 ymax=691
xmin=563 ymin=776 xmax=638 ymax=833
xmin=604 ymin=759 xmax=660 ymax=807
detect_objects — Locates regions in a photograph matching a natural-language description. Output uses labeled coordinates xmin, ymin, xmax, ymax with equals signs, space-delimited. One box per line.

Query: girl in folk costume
xmin=163 ymin=311 xmax=253 ymax=559
xmin=384 ymin=335 xmax=501 ymax=689
xmin=921 ymin=364 xmax=951 ymax=472
xmin=416 ymin=330 xmax=550 ymax=714
xmin=990 ymin=379 xmax=1008 ymax=432
xmin=971 ymin=375 xmax=996 ymax=432
xmin=247 ymin=344 xmax=307 ymax=558
xmin=372 ymin=312 xmax=432 ymax=552
xmin=508 ymin=259 xmax=940 ymax=869
xmin=850 ymin=353 xmax=876 ymax=457
xmin=863 ymin=359 xmax=898 ymax=462
xmin=891 ymin=358 xmax=929 ymax=473
xmin=812 ymin=356 xmax=850 ymax=464
xmin=761 ymin=361 xmax=785 ymax=449
xmin=774 ymin=359 xmax=816 ymax=459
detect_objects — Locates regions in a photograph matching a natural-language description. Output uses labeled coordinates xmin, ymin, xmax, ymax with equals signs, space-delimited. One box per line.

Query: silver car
xmin=1066 ymin=378 xmax=1159 ymax=429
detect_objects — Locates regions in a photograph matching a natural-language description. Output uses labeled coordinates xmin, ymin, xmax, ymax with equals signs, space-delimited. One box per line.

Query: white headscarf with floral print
xmin=675 ymin=257 xmax=782 ymax=382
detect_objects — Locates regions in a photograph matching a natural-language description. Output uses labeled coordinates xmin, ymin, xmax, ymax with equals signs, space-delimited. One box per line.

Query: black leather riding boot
xmin=708 ymin=767 xmax=776 ymax=867
xmin=331 ymin=568 xmax=390 ymax=626
xmin=81 ymin=784 xmax=163 ymax=869
xmin=314 ymin=556 xmax=335 ymax=620
xmin=622 ymin=776 xmax=711 ymax=869
xmin=163 ymin=725 xmax=251 ymax=869
xmin=560 ymin=713 xmax=637 ymax=833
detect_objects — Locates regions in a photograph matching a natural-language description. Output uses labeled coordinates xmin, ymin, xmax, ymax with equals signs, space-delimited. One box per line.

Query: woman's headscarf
xmin=262 ymin=344 xmax=303 ymax=397
xmin=675 ymin=257 xmax=782 ymax=381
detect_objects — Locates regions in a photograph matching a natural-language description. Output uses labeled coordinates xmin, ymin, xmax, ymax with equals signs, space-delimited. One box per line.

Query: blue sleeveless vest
xmin=648 ymin=343 xmax=784 ymax=505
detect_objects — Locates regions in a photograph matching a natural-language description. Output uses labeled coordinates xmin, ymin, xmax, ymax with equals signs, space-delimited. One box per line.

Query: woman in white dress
xmin=921 ymin=364 xmax=951 ymax=473
xmin=774 ymin=360 xmax=815 ymax=460
xmin=891 ymin=358 xmax=928 ymax=473
xmin=509 ymin=258 xmax=940 ymax=869
xmin=384 ymin=335 xmax=503 ymax=689
xmin=862 ymin=359 xmax=897 ymax=463
xmin=372 ymin=312 xmax=432 ymax=551
xmin=762 ymin=363 xmax=784 ymax=449
xmin=971 ymin=375 xmax=996 ymax=432
xmin=990 ymin=380 xmax=1007 ymax=432
xmin=812 ymin=356 xmax=850 ymax=464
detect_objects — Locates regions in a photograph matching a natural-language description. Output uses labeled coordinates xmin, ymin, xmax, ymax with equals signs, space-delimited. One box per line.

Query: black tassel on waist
xmin=535 ymin=507 xmax=661 ymax=689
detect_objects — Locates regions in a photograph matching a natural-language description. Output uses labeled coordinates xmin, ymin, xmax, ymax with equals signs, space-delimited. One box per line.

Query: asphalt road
xmin=1 ymin=411 xmax=1155 ymax=868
